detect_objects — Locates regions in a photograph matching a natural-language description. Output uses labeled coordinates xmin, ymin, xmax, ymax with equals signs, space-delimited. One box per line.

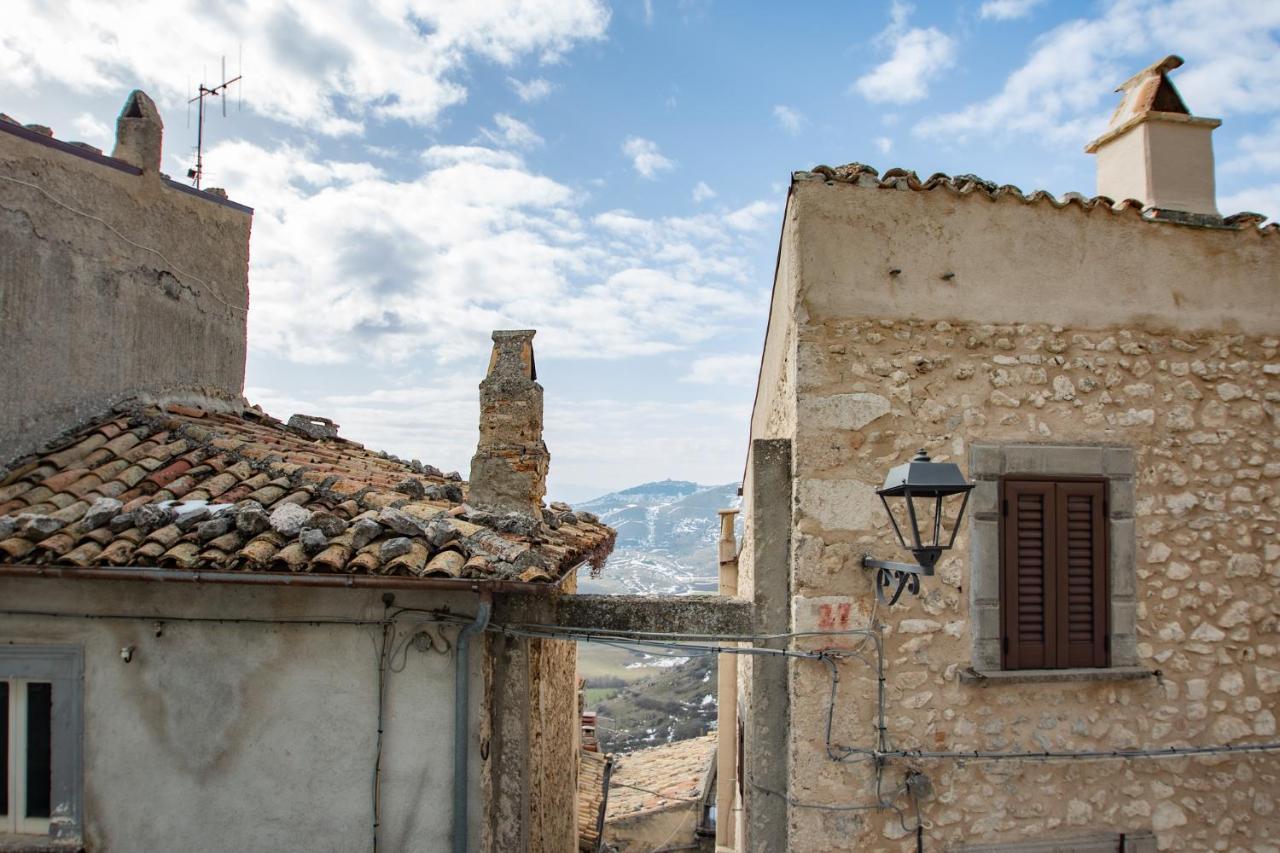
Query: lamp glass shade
xmin=876 ymin=449 xmax=973 ymax=569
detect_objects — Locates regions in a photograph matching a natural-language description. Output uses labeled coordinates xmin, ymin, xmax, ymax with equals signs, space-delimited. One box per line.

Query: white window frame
xmin=0 ymin=646 xmax=83 ymax=842
xmin=5 ymin=678 xmax=53 ymax=836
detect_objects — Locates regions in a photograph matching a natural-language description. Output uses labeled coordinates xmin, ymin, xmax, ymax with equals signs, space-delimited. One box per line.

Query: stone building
xmin=728 ymin=57 xmax=1279 ymax=851
xmin=0 ymin=92 xmax=614 ymax=851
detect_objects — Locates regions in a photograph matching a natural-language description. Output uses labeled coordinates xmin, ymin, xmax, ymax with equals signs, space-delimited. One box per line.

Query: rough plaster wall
xmin=526 ymin=635 xmax=579 ymax=852
xmin=606 ymin=804 xmax=701 ymax=851
xmin=738 ymin=193 xmax=802 ymax=798
xmin=480 ymin=584 xmax=579 ymax=853
xmin=755 ymin=179 xmax=1280 ymax=851
xmin=485 ymin=633 xmax=533 ymax=852
xmin=0 ymin=132 xmax=251 ymax=464
xmin=0 ymin=579 xmax=483 ymax=852
xmin=792 ymin=177 xmax=1276 ymax=337
xmin=786 ymin=317 xmax=1278 ymax=851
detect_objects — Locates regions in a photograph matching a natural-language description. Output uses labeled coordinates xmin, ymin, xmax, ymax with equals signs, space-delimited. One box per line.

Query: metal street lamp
xmin=862 ymin=449 xmax=974 ymax=605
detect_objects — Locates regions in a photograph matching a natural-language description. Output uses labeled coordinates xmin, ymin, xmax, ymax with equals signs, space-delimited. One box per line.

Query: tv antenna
xmin=187 ymin=51 xmax=242 ymax=189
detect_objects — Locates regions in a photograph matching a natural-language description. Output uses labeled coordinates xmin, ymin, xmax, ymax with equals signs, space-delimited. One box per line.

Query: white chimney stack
xmin=1085 ymin=55 xmax=1221 ymax=217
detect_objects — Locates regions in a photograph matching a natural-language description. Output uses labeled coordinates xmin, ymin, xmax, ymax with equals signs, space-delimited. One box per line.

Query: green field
xmin=577 ymin=643 xmax=648 ymax=684
xmin=583 ymin=687 xmax=619 ymax=707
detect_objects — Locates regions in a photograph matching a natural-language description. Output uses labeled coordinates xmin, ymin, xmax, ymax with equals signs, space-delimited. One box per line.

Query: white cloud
xmin=874 ymin=136 xmax=893 ymax=155
xmin=0 ymin=0 xmax=609 ymax=134
xmin=681 ymin=353 xmax=760 ymax=387
xmin=772 ymin=104 xmax=805 ymax=135
xmin=722 ymin=200 xmax=778 ymax=232
xmin=71 ymin=111 xmax=111 ymax=146
xmin=1219 ymin=184 xmax=1280 ymax=220
xmin=204 ymin=139 xmax=766 ymax=367
xmin=853 ymin=2 xmax=957 ymax=103
xmin=480 ymin=113 xmax=543 ymax=149
xmin=979 ymin=0 xmax=1046 ymax=21
xmin=916 ymin=1 xmax=1280 ymax=146
xmin=1224 ymin=119 xmax=1280 ymax=174
xmin=622 ymin=136 xmax=676 ymax=178
xmin=508 ymin=76 xmax=555 ymax=103
xmin=692 ymin=181 xmax=717 ymax=203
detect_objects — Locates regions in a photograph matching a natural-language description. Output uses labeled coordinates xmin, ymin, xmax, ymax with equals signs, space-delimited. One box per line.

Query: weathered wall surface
xmin=0 ymin=578 xmax=484 ymax=852
xmin=481 ymin=579 xmax=580 ymax=853
xmin=0 ymin=125 xmax=252 ymax=465
xmin=737 ymin=193 xmax=802 ymax=849
xmin=793 ymin=174 xmax=1275 ymax=336
xmin=752 ymin=177 xmax=1279 ymax=851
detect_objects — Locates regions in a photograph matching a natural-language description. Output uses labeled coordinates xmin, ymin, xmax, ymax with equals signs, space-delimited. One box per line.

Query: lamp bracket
xmin=862 ymin=556 xmax=927 ymax=605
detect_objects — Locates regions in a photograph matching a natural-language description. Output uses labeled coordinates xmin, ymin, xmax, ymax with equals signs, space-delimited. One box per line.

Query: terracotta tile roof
xmin=605 ymin=734 xmax=716 ymax=821
xmin=0 ymin=402 xmax=614 ymax=584
xmin=578 ymin=748 xmax=613 ymax=850
xmin=801 ymin=163 xmax=1278 ymax=233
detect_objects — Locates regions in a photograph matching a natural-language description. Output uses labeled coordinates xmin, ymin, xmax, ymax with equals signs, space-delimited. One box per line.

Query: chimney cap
xmin=1085 ymin=55 xmax=1219 ymax=153
xmin=1115 ymin=55 xmax=1183 ymax=93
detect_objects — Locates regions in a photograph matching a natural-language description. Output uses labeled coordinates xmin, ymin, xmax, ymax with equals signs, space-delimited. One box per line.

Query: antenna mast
xmin=187 ymin=55 xmax=242 ymax=189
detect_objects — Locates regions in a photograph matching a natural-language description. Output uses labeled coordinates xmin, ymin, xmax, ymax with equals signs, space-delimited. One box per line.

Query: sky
xmin=4 ymin=0 xmax=1279 ymax=502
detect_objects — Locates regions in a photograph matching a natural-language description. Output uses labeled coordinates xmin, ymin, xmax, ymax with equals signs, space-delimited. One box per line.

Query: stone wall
xmin=739 ymin=173 xmax=1279 ymax=852
xmin=785 ymin=317 xmax=1278 ymax=851
xmin=0 ymin=104 xmax=252 ymax=465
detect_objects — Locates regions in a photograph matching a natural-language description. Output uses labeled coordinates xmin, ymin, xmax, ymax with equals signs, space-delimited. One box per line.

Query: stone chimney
xmin=111 ymin=89 xmax=163 ymax=173
xmin=468 ymin=330 xmax=549 ymax=518
xmin=1085 ymin=56 xmax=1220 ymax=216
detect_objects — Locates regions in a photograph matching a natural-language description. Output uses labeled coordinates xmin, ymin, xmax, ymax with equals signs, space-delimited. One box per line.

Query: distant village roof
xmin=606 ymin=734 xmax=716 ymax=821
xmin=800 ymin=163 xmax=1277 ymax=232
xmin=0 ymin=401 xmax=614 ymax=585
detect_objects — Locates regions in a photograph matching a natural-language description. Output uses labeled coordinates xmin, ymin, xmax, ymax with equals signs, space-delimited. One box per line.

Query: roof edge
xmin=0 ymin=564 xmax=561 ymax=595
xmin=797 ymin=163 xmax=1275 ymax=234
xmin=1085 ymin=110 xmax=1221 ymax=153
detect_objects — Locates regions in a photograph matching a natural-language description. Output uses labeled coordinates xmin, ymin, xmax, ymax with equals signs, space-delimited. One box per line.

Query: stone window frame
xmin=967 ymin=443 xmax=1139 ymax=677
xmin=0 ymin=645 xmax=84 ymax=844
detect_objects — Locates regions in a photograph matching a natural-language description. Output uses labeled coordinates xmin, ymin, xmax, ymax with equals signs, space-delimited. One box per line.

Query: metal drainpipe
xmin=453 ymin=588 xmax=493 ymax=853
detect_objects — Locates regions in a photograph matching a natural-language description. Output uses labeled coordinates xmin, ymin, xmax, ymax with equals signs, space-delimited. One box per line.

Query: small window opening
xmin=4 ymin=679 xmax=53 ymax=835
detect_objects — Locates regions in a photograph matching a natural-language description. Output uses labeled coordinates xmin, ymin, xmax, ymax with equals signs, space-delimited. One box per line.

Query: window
xmin=0 ymin=647 xmax=82 ymax=842
xmin=1000 ymin=479 xmax=1108 ymax=670
xmin=3 ymin=679 xmax=53 ymax=835
xmin=966 ymin=443 xmax=1140 ymax=679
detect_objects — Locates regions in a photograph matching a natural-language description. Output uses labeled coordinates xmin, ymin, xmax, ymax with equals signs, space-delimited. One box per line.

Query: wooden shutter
xmin=1002 ymin=481 xmax=1056 ymax=669
xmin=1001 ymin=478 xmax=1109 ymax=670
xmin=1056 ymin=482 xmax=1108 ymax=668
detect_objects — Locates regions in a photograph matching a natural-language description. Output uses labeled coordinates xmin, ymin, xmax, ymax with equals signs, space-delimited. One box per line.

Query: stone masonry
xmin=736 ymin=104 xmax=1277 ymax=851
xmin=468 ymin=330 xmax=550 ymax=518
xmin=784 ymin=317 xmax=1279 ymax=851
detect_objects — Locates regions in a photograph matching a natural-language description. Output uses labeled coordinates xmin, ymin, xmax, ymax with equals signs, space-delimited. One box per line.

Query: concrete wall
xmin=744 ymin=174 xmax=1280 ymax=851
xmin=0 ymin=119 xmax=252 ymax=465
xmin=0 ymin=578 xmax=483 ymax=852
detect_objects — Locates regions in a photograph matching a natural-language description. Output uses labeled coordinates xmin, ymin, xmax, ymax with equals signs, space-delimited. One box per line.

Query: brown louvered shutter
xmin=1002 ymin=481 xmax=1056 ymax=669
xmin=1056 ymin=482 xmax=1108 ymax=668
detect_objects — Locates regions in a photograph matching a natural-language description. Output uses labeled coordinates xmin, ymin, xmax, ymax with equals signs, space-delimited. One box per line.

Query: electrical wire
xmin=609 ymin=781 xmax=702 ymax=803
xmin=0 ymin=173 xmax=247 ymax=314
xmin=10 ymin=606 xmax=1278 ymax=768
xmin=372 ymin=605 xmax=391 ymax=853
xmin=881 ymin=742 xmax=1280 ymax=762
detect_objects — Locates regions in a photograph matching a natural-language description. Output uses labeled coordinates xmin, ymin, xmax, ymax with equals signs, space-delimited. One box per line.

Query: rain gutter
xmin=453 ymin=587 xmax=493 ymax=853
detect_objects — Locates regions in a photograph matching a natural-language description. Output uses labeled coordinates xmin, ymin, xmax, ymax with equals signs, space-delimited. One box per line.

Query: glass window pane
xmin=26 ymin=682 xmax=52 ymax=819
xmin=908 ymin=495 xmax=941 ymax=548
xmin=1 ymin=681 xmax=8 ymax=818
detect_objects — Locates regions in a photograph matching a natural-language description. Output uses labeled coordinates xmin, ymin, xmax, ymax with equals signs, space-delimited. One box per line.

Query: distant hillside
xmin=575 ymin=479 xmax=741 ymax=596
xmin=592 ymin=655 xmax=717 ymax=752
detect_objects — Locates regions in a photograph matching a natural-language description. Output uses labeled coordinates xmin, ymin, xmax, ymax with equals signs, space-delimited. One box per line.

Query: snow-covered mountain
xmin=575 ymin=479 xmax=741 ymax=596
